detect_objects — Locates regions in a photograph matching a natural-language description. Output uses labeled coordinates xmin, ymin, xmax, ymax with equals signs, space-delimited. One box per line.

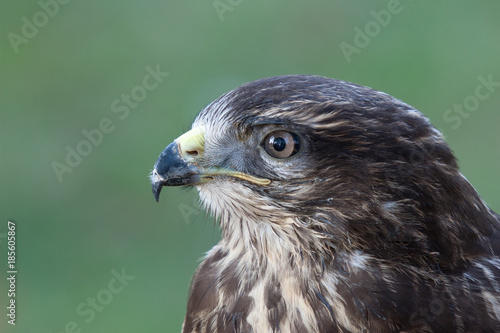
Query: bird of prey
xmin=150 ymin=75 xmax=500 ymax=332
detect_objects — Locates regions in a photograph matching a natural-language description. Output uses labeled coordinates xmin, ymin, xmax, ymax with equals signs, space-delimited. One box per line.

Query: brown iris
xmin=263 ymin=130 xmax=300 ymax=159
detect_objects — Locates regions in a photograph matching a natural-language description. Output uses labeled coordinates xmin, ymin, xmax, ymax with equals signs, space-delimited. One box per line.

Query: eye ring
xmin=262 ymin=130 xmax=300 ymax=159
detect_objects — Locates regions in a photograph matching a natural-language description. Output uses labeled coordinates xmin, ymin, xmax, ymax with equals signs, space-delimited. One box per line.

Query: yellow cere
xmin=176 ymin=126 xmax=206 ymax=159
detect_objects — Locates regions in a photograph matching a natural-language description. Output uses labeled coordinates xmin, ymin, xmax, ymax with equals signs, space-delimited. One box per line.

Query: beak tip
xmin=152 ymin=182 xmax=163 ymax=202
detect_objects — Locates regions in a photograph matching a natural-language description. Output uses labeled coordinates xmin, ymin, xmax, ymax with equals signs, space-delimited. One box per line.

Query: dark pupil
xmin=273 ymin=137 xmax=287 ymax=151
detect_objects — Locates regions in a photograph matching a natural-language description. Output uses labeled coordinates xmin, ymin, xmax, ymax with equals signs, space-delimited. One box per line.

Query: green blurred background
xmin=1 ymin=1 xmax=499 ymax=332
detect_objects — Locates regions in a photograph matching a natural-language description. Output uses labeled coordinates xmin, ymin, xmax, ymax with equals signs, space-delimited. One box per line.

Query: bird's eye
xmin=262 ymin=131 xmax=300 ymax=159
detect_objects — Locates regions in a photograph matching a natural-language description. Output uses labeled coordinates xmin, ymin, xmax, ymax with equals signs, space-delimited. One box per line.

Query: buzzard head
xmin=152 ymin=75 xmax=495 ymax=270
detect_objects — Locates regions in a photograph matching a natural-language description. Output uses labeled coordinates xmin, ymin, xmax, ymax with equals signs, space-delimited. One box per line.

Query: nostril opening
xmin=186 ymin=150 xmax=199 ymax=157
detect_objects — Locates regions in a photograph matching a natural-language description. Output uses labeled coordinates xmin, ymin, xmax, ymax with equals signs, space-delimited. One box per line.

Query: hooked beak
xmin=150 ymin=126 xmax=270 ymax=202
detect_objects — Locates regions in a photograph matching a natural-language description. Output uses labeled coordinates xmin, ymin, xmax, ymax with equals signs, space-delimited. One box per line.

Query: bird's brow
xmin=244 ymin=116 xmax=288 ymax=127
xmin=236 ymin=116 xmax=290 ymax=140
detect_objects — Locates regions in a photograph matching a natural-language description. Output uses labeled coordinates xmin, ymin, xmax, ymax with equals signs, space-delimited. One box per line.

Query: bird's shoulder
xmin=182 ymin=248 xmax=254 ymax=333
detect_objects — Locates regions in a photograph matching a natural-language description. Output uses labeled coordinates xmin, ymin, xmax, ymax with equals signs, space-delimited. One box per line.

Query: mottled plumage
xmin=151 ymin=75 xmax=500 ymax=332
